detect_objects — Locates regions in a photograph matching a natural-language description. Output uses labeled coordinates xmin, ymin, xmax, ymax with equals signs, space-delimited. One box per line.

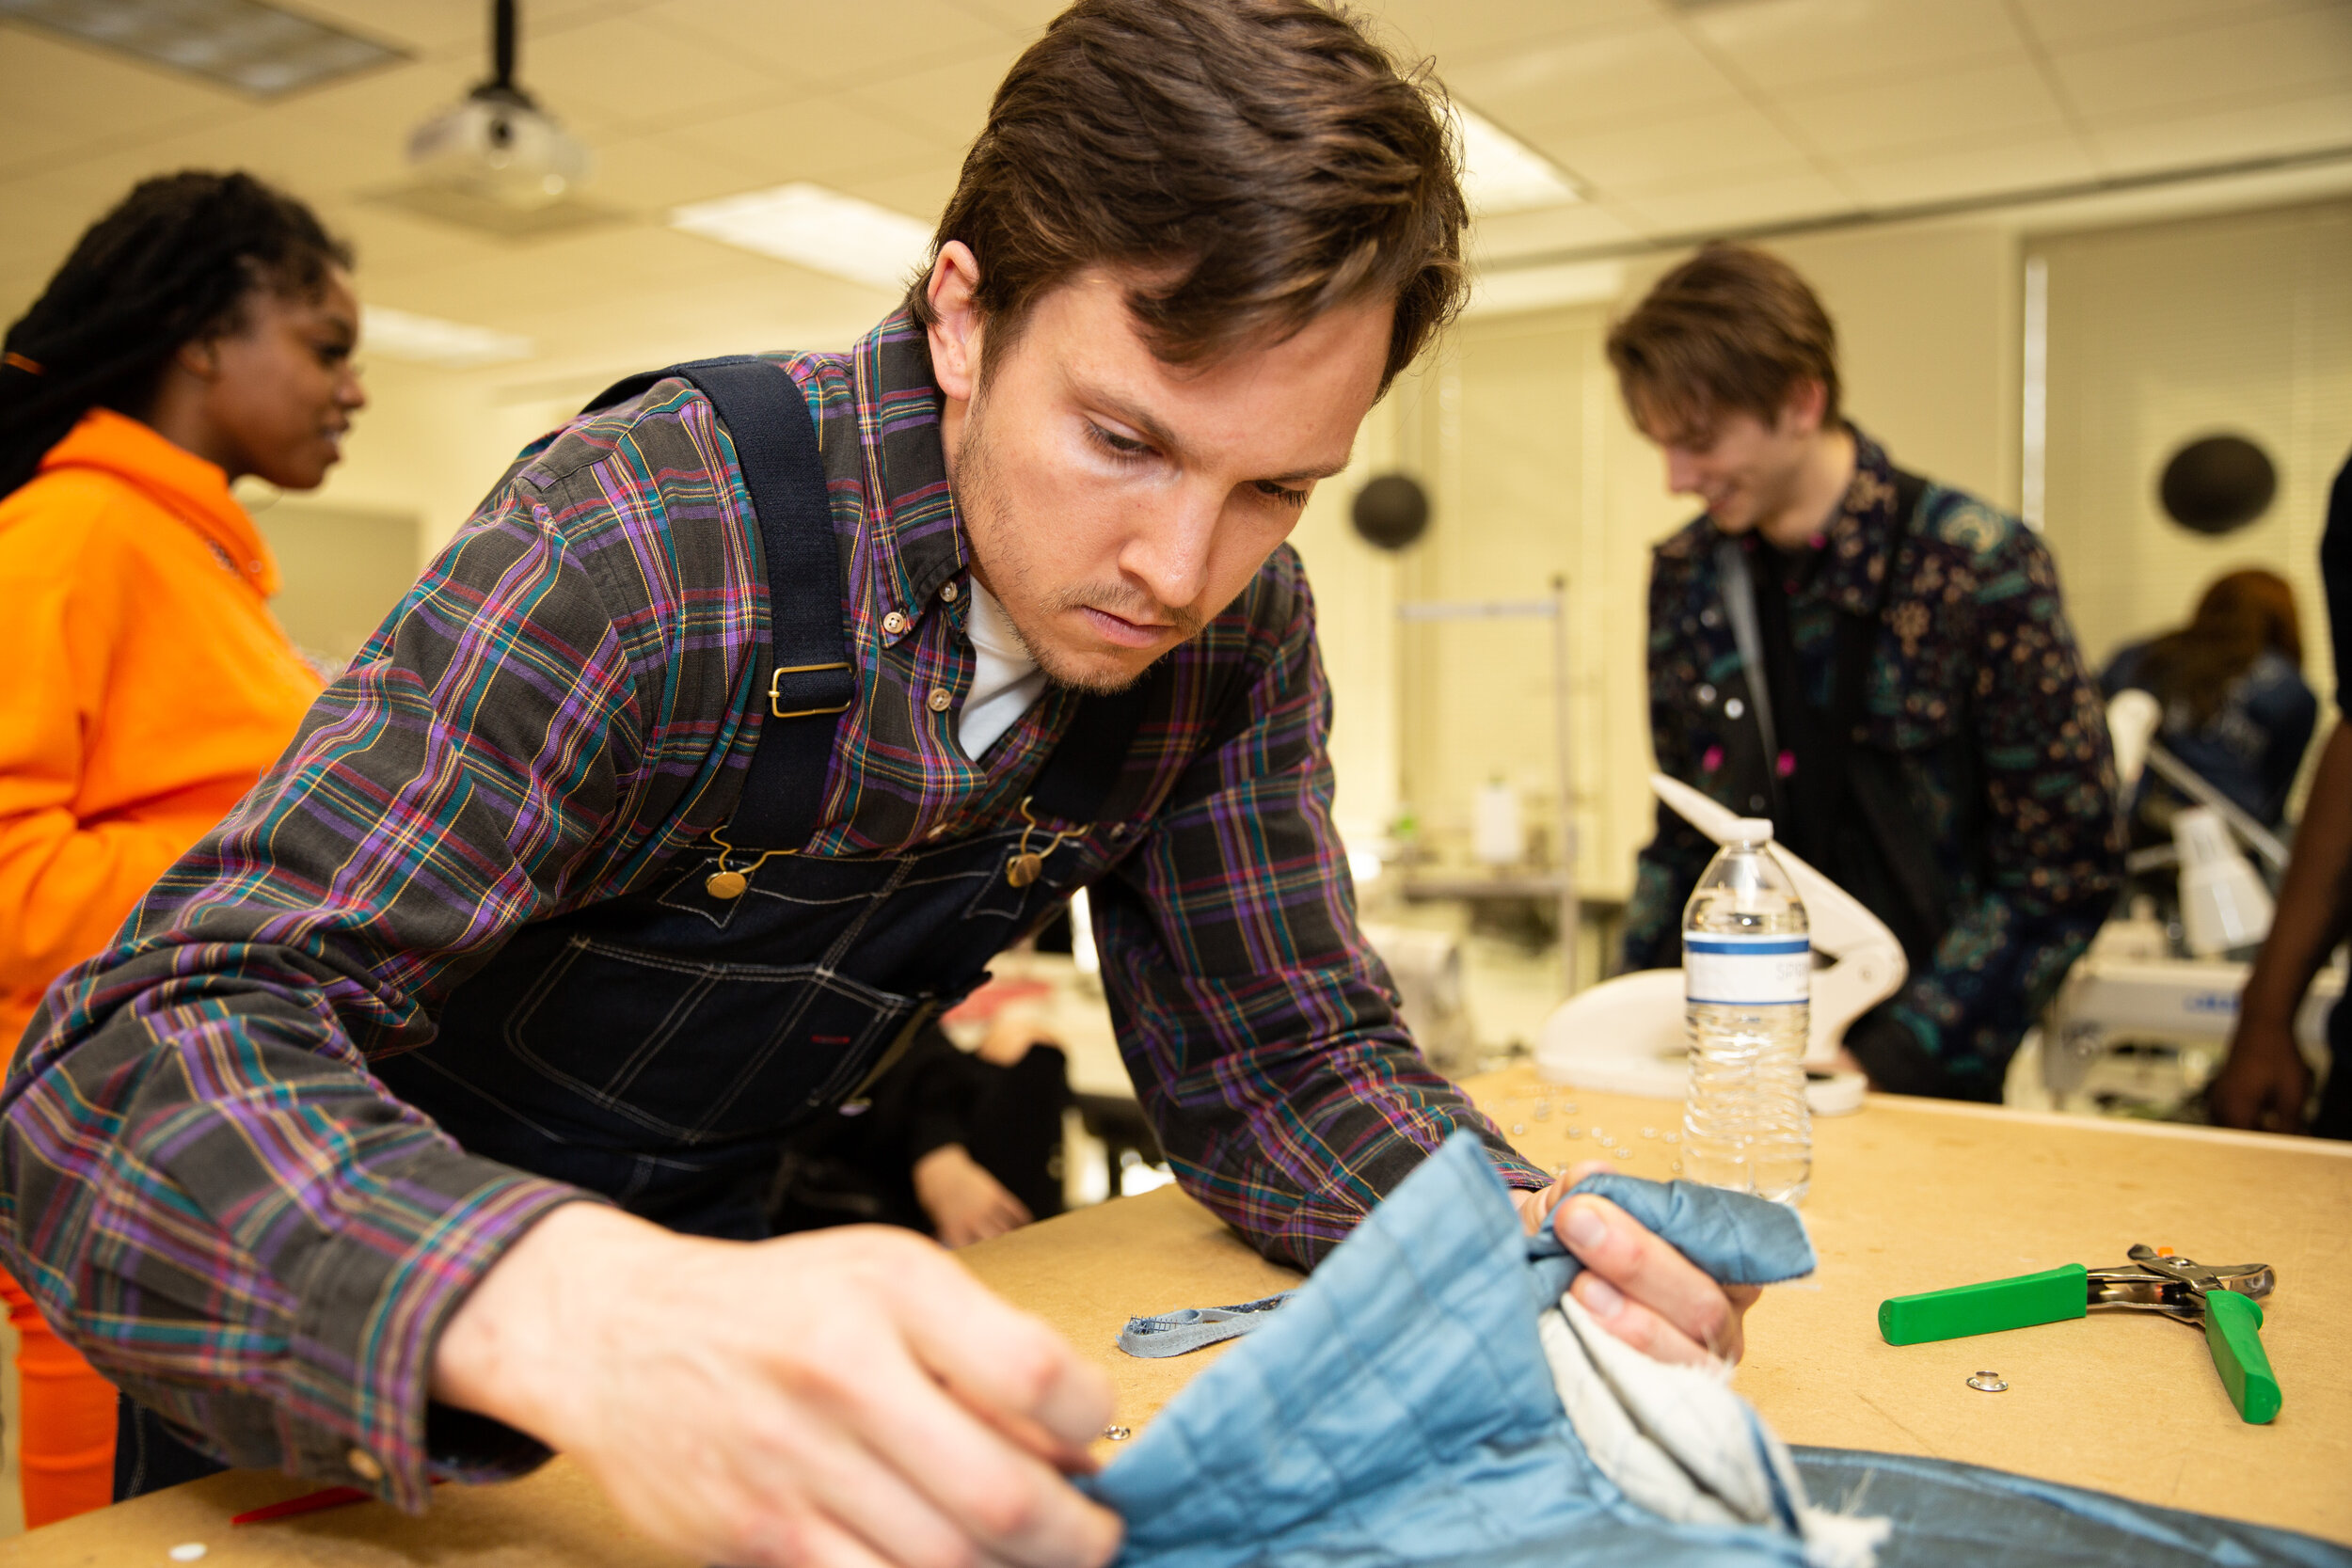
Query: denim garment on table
xmin=1084 ymin=1133 xmax=2349 ymax=1568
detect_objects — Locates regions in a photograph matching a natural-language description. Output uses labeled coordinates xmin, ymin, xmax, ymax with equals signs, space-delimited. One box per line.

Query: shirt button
xmin=882 ymin=610 xmax=910 ymax=637
xmin=1725 ymin=697 xmax=1745 ymax=719
xmin=939 ymin=581 xmax=960 ymax=603
xmin=927 ymin=823 xmax=950 ymax=839
xmin=927 ymin=687 xmax=952 ymax=713
xmin=1701 ymin=607 xmax=1722 ymax=627
xmin=346 ymin=1448 xmax=385 ymax=1482
xmin=1695 ymin=684 xmax=1716 ymax=705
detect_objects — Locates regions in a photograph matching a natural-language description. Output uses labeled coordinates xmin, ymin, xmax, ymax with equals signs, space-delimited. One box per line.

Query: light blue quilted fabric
xmin=1084 ymin=1132 xmax=2348 ymax=1568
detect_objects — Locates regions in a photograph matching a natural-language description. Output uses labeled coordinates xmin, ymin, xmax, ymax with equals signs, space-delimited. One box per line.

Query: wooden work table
xmin=4 ymin=1073 xmax=2346 ymax=1562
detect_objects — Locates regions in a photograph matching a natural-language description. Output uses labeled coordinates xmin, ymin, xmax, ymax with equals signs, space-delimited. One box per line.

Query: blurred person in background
xmin=1610 ymin=243 xmax=2123 ymax=1103
xmin=2211 ymin=450 xmax=2352 ymax=1138
xmin=0 ymin=170 xmax=363 ymax=1524
xmin=2101 ymin=568 xmax=2316 ymax=832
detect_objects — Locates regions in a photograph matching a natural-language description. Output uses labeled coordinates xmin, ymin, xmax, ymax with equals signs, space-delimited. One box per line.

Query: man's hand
xmin=915 ymin=1144 xmax=1036 ymax=1248
xmin=1511 ymin=1163 xmax=1761 ymax=1367
xmin=2209 ymin=1018 xmax=2313 ymax=1133
xmin=434 ymin=1203 xmax=1121 ymax=1568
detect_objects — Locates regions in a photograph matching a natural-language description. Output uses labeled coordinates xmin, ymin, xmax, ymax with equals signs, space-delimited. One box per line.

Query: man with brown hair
xmin=1609 ymin=243 xmax=2123 ymax=1103
xmin=2 ymin=5 xmax=1755 ymax=1563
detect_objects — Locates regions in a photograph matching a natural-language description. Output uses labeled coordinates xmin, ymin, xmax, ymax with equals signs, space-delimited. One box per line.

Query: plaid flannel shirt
xmin=0 ymin=310 xmax=1542 ymax=1508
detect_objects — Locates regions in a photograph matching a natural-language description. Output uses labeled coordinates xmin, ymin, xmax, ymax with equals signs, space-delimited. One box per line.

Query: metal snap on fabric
xmin=1968 ymin=1371 xmax=2009 ymax=1393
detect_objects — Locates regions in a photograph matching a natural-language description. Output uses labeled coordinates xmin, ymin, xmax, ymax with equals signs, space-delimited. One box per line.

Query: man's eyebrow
xmin=1082 ymin=382 xmax=1353 ymax=483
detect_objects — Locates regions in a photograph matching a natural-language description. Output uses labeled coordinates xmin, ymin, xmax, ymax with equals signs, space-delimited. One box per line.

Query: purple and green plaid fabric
xmin=0 ymin=310 xmax=1541 ymax=1507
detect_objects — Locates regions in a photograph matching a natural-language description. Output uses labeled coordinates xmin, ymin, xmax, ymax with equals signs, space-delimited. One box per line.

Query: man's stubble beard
xmin=953 ymin=399 xmax=1206 ymax=697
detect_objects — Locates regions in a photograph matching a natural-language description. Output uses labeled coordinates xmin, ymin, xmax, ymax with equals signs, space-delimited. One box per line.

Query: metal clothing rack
xmin=1394 ymin=578 xmax=1579 ymax=996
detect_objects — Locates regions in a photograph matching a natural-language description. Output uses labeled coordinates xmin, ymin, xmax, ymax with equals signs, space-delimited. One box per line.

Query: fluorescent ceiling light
xmin=670 ymin=183 xmax=934 ymax=292
xmin=361 ymin=306 xmax=534 ymax=369
xmin=0 ymin=0 xmax=402 ymax=97
xmin=1456 ymin=105 xmax=1582 ymax=215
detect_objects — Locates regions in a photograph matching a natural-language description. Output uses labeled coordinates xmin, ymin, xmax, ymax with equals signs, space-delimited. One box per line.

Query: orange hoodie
xmin=0 ymin=407 xmax=323 ymax=1055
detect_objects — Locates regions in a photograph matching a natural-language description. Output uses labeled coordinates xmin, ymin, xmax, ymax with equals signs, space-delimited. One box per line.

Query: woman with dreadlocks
xmin=0 ymin=170 xmax=362 ymax=1525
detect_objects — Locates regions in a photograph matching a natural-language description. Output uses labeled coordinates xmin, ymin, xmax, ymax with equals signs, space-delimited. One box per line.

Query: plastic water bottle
xmin=1681 ymin=820 xmax=1812 ymax=1203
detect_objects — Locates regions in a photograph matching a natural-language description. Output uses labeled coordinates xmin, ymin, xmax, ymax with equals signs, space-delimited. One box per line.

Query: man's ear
xmin=926 ymin=241 xmax=986 ymax=404
xmin=1779 ymin=378 xmax=1828 ymax=436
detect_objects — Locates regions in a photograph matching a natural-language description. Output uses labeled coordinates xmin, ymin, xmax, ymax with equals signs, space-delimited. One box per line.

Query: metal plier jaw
xmin=2087 ymin=1244 xmax=2274 ymax=1324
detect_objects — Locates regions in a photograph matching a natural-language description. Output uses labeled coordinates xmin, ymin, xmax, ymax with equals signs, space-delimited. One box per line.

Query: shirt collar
xmin=1807 ymin=423 xmax=1902 ymax=616
xmin=850 ymin=309 xmax=970 ymax=626
xmin=39 ymin=407 xmax=281 ymax=595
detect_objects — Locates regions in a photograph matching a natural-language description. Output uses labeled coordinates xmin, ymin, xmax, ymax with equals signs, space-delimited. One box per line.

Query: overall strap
xmin=584 ymin=356 xmax=850 ymax=848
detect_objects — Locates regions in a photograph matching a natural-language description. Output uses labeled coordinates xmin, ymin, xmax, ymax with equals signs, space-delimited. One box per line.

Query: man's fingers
xmin=718 ymin=1398 xmax=992 ymax=1568
xmin=893 ymin=1252 xmax=1115 ymax=1454
xmin=1554 ymin=1194 xmax=1742 ymax=1362
xmin=1568 ymin=1273 xmax=1717 ymax=1367
xmin=822 ymin=1315 xmax=1121 ymax=1568
xmin=732 ymin=1493 xmax=905 ymax=1568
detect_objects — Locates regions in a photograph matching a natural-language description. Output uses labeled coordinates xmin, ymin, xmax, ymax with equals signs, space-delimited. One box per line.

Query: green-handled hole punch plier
xmin=1878 ymin=1244 xmax=2280 ymax=1423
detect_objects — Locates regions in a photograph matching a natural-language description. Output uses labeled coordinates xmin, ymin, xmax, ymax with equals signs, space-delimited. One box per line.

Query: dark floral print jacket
xmin=1623 ymin=428 xmax=2125 ymax=1101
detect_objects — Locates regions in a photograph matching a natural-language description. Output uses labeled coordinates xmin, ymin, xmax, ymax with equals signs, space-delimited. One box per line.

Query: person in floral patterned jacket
xmin=1608 ymin=244 xmax=2123 ymax=1102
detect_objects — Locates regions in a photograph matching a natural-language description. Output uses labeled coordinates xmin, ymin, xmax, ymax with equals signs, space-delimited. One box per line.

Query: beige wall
xmin=2035 ymin=198 xmax=2351 ymax=708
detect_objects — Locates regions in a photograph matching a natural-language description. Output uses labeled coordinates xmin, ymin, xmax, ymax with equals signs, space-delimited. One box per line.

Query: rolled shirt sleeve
xmin=0 ymin=404 xmax=765 ymax=1507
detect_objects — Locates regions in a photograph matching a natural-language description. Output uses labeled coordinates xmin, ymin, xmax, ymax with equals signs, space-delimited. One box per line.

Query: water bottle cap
xmin=1727 ymin=817 xmax=1774 ymax=843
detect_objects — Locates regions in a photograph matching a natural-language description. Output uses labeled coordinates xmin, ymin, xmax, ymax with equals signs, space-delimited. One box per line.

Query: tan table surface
xmin=5 ymin=1073 xmax=2347 ymax=1562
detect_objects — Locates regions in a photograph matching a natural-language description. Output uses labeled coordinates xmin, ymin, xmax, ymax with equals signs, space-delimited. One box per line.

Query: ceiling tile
xmin=2010 ymin=0 xmax=2331 ymax=51
xmin=1770 ymin=56 xmax=2070 ymax=159
xmin=0 ymin=24 xmax=236 ymax=176
xmin=1615 ymin=168 xmax=1857 ymax=234
xmin=1361 ymin=0 xmax=1661 ymax=64
xmin=1836 ymin=131 xmax=2100 ymax=206
xmin=581 ymin=129 xmax=766 ymax=212
xmin=2048 ymin=7 xmax=2352 ymax=122
xmin=644 ymin=0 xmax=1017 ymax=89
xmin=521 ymin=14 xmax=795 ymax=135
xmin=661 ymin=91 xmax=950 ymax=187
xmin=1684 ymin=0 xmax=2030 ymax=92
xmin=840 ymin=45 xmax=1027 ymax=149
xmin=1543 ymin=103 xmax=1815 ymax=196
xmin=290 ymin=0 xmax=645 ymax=61
xmin=834 ymin=161 xmax=961 ymax=229
xmin=1468 ymin=201 xmax=1645 ymax=263
xmin=2089 ymin=86 xmax=2352 ymax=175
xmin=1443 ymin=22 xmax=1746 ymax=137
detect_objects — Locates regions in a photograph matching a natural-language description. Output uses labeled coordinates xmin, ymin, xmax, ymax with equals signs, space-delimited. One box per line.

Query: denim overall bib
xmin=373 ymin=358 xmax=1153 ymax=1243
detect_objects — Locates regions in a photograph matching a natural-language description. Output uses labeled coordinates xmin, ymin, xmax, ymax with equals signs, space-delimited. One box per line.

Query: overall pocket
xmin=501 ymin=933 xmax=925 ymax=1142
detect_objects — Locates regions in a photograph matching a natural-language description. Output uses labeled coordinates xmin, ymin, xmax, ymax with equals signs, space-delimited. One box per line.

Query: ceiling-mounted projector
xmin=406 ymin=0 xmax=590 ymax=212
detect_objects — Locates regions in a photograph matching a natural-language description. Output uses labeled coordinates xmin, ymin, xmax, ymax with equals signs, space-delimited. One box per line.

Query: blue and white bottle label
xmin=1684 ymin=934 xmax=1810 ymax=1006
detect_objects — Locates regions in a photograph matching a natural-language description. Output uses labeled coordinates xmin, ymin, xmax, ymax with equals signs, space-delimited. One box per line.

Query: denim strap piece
xmin=1118 ymin=1294 xmax=1294 ymax=1358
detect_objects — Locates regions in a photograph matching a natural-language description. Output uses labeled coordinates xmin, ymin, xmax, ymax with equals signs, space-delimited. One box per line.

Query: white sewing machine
xmin=1534 ymin=773 xmax=1896 ymax=1117
xmin=2034 ymin=690 xmax=2340 ymax=1103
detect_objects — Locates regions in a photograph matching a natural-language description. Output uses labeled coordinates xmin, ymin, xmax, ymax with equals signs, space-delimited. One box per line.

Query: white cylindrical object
xmin=2174 ymin=807 xmax=2274 ymax=957
xmin=1472 ymin=781 xmax=1522 ymax=867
